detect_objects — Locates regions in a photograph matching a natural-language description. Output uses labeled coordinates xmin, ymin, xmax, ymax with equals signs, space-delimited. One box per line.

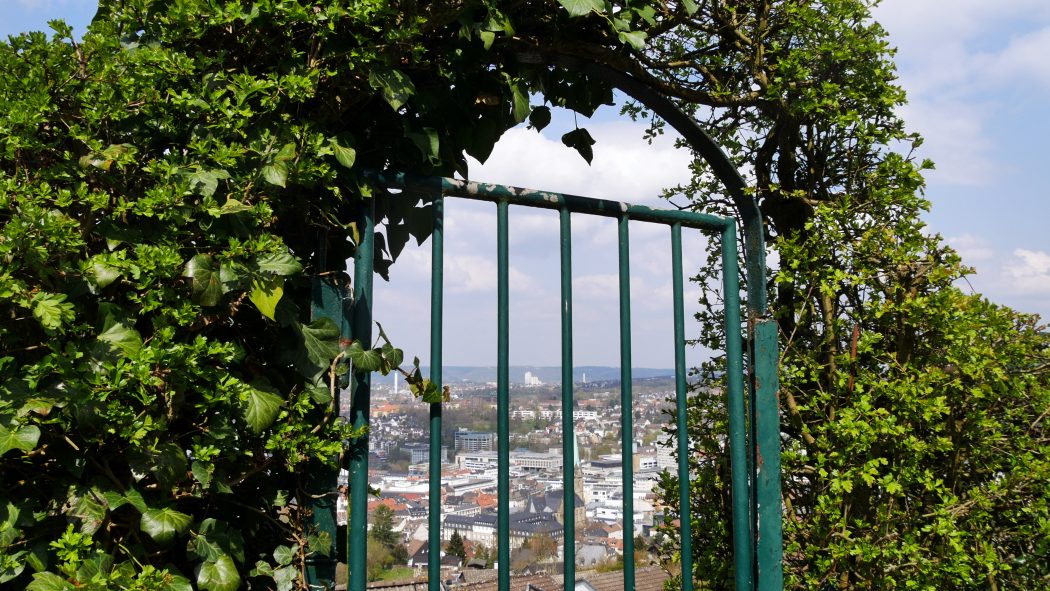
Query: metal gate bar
xmin=428 ymin=192 xmax=444 ymax=590
xmin=618 ymin=216 xmax=635 ymax=591
xmin=670 ymin=223 xmax=694 ymax=591
xmin=559 ymin=206 xmax=576 ymax=586
xmin=346 ymin=174 xmax=771 ymax=591
xmin=348 ymin=200 xmax=375 ymax=591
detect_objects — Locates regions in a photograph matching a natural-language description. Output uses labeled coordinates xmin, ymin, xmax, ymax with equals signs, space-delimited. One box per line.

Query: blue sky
xmin=4 ymin=1 xmax=1048 ymax=367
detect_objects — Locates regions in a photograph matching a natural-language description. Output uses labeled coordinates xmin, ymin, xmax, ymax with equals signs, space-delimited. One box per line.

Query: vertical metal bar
xmin=559 ymin=207 xmax=576 ymax=586
xmin=670 ymin=224 xmax=694 ymax=591
xmin=349 ymin=200 xmax=375 ymax=591
xmin=753 ymin=319 xmax=783 ymax=590
xmin=428 ymin=194 xmax=444 ymax=591
xmin=721 ymin=223 xmax=754 ymax=591
xmin=618 ymin=216 xmax=635 ymax=591
xmin=305 ymin=274 xmax=347 ymax=590
xmin=497 ymin=200 xmax=510 ymax=591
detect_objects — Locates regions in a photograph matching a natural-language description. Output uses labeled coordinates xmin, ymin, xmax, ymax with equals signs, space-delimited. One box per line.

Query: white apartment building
xmin=457 ymin=451 xmax=499 ymax=471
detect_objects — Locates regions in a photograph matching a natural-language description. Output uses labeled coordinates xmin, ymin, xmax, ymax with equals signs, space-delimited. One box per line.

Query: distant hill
xmin=380 ymin=366 xmax=674 ymax=385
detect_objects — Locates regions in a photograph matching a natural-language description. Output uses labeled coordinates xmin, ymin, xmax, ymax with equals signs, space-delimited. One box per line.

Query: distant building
xmin=455 ymin=430 xmax=496 ymax=452
xmin=404 ymin=442 xmax=429 ymax=465
xmin=656 ymin=444 xmax=675 ymax=470
xmin=512 ymin=451 xmax=563 ymax=473
xmin=524 ymin=371 xmax=543 ymax=386
xmin=458 ymin=451 xmax=499 ymax=471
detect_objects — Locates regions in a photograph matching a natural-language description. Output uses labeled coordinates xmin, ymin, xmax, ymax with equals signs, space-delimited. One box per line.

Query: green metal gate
xmin=330 ymin=174 xmax=783 ymax=591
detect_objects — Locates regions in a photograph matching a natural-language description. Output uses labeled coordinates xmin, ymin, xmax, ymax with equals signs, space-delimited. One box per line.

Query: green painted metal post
xmin=305 ymin=274 xmax=350 ymax=590
xmin=670 ymin=224 xmax=695 ymax=591
xmin=618 ymin=216 xmax=635 ymax=591
xmin=721 ymin=223 xmax=754 ymax=591
xmin=753 ymin=319 xmax=783 ymax=590
xmin=348 ymin=201 xmax=375 ymax=591
xmin=429 ymin=193 xmax=444 ymax=591
xmin=496 ymin=200 xmax=510 ymax=591
xmin=560 ymin=207 xmax=576 ymax=586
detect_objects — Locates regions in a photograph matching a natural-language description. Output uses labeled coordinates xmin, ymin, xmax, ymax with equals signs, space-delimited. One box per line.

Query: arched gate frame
xmin=345 ymin=175 xmax=781 ymax=591
xmin=311 ymin=62 xmax=783 ymax=591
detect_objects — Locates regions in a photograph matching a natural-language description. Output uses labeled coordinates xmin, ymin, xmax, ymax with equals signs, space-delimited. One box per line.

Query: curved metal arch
xmin=546 ymin=55 xmax=769 ymax=317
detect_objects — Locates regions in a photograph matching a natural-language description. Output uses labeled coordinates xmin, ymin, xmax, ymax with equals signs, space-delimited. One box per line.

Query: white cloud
xmin=873 ymin=1 xmax=1050 ymax=188
xmin=897 ymin=100 xmax=996 ymax=186
xmin=974 ymin=25 xmax=1050 ymax=90
xmin=1002 ymin=249 xmax=1050 ymax=295
xmin=947 ymin=233 xmax=995 ymax=264
xmin=442 ymin=254 xmax=535 ymax=294
xmin=469 ymin=120 xmax=693 ymax=206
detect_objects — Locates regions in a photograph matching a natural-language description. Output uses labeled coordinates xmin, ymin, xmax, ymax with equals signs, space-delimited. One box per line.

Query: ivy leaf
xmin=123 ymin=488 xmax=147 ymax=512
xmin=0 ymin=424 xmax=40 ymax=456
xmin=68 ymin=488 xmax=106 ymax=534
xmin=381 ymin=342 xmax=404 ymax=371
xmin=183 ymin=254 xmax=223 ymax=306
xmin=188 ymin=519 xmax=246 ymax=564
xmin=91 ymin=260 xmax=121 ymax=288
xmin=219 ymin=262 xmax=244 ymax=293
xmin=243 ymin=381 xmax=284 ymax=433
xmin=275 ymin=142 xmax=296 ymax=162
xmin=31 ymin=292 xmax=74 ymax=331
xmin=254 ymin=251 xmax=303 ymax=276
xmin=529 ymin=106 xmax=552 ymax=131
xmin=187 ymin=168 xmax=231 ymax=197
xmin=293 ymin=318 xmax=341 ymax=380
xmin=328 ymin=139 xmax=356 ymax=169
xmin=617 ymin=30 xmax=647 ymax=51
xmin=681 ymin=0 xmax=699 ymax=15
xmin=307 ymin=384 xmax=332 ymax=405
xmin=347 ymin=340 xmax=383 ymax=372
xmin=416 ymin=379 xmax=443 ymax=404
xmin=557 ymin=0 xmax=603 ymax=17
xmin=561 ymin=128 xmax=596 ymax=164
xmin=307 ymin=530 xmax=333 ymax=557
xmin=249 ymin=276 xmax=284 ymax=321
xmin=191 ymin=460 xmax=214 ymax=489
xmin=368 ymin=68 xmax=416 ymax=111
xmin=479 ymin=30 xmax=495 ymax=49
xmin=508 ymin=81 xmax=530 ymax=124
xmin=196 ymin=554 xmax=241 ymax=591
xmin=97 ymin=319 xmax=143 ymax=357
xmin=140 ymin=507 xmax=193 ymax=544
xmin=261 ymin=163 xmax=288 ymax=187
xmin=273 ymin=544 xmax=297 ymax=566
xmin=26 ymin=572 xmax=74 ymax=591
xmin=274 ymin=565 xmax=297 ymax=591
xmin=216 ymin=198 xmax=252 ymax=215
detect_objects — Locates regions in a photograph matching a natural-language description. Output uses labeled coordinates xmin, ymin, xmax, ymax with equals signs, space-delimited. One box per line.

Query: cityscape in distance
xmin=339 ymin=367 xmax=691 ymax=581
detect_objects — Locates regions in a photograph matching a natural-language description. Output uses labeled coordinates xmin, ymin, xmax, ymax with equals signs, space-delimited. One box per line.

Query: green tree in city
xmin=445 ymin=530 xmax=467 ymax=562
xmin=370 ymin=505 xmax=399 ymax=549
